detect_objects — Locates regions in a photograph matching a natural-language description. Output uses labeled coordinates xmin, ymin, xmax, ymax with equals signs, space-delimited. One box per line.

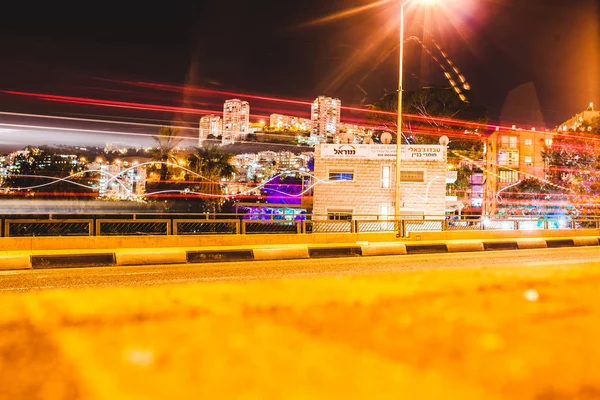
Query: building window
xmin=545 ymin=138 xmax=553 ymax=146
xmin=400 ymin=170 xmax=424 ymax=182
xmin=381 ymin=166 xmax=390 ymax=188
xmin=327 ymin=210 xmax=353 ymax=220
xmin=525 ymin=138 xmax=533 ymax=146
xmin=328 ymin=171 xmax=354 ymax=181
xmin=499 ymin=169 xmax=519 ymax=183
xmin=524 ymin=156 xmax=533 ymax=165
xmin=501 ymin=135 xmax=518 ymax=148
xmin=498 ymin=150 xmax=519 ymax=166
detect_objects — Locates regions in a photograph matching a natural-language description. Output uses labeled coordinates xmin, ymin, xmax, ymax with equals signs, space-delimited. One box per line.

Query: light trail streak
xmin=297 ymin=0 xmax=393 ymax=27
xmin=5 ymin=162 xmax=339 ymax=201
xmin=3 ymin=89 xmax=555 ymax=135
xmin=0 ymin=123 xmax=199 ymax=141
xmin=0 ymin=111 xmax=200 ymax=133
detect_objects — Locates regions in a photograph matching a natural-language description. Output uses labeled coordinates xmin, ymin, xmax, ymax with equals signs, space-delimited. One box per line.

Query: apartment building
xmin=222 ymin=99 xmax=250 ymax=145
xmin=199 ymin=115 xmax=223 ymax=145
xmin=311 ymin=96 xmax=341 ymax=142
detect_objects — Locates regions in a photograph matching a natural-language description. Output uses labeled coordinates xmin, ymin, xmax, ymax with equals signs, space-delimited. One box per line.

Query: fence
xmin=1 ymin=213 xmax=598 ymax=238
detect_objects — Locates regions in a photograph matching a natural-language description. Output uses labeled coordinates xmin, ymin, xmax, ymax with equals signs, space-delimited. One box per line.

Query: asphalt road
xmin=1 ymin=246 xmax=599 ymax=292
xmin=3 ymin=247 xmax=600 ymax=399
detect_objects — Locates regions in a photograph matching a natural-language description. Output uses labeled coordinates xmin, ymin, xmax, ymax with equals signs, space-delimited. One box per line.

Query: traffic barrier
xmin=1 ymin=235 xmax=598 ymax=271
xmin=115 ymin=250 xmax=187 ymax=266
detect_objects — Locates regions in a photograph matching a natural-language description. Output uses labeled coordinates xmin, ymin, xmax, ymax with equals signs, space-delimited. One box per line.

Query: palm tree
xmin=150 ymin=126 xmax=183 ymax=184
xmin=188 ymin=145 xmax=236 ymax=196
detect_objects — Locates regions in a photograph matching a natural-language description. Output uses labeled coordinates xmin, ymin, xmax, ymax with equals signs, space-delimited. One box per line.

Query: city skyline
xmin=0 ymin=0 xmax=597 ymax=136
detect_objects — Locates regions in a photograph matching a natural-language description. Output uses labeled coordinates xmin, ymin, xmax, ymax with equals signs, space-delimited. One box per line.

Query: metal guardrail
xmin=97 ymin=219 xmax=170 ymax=236
xmin=4 ymin=219 xmax=93 ymax=237
xmin=173 ymin=219 xmax=239 ymax=235
xmin=242 ymin=220 xmax=301 ymax=234
xmin=0 ymin=213 xmax=598 ymax=237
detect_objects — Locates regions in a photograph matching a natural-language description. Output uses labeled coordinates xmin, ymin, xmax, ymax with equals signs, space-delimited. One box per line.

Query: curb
xmin=1 ymin=236 xmax=598 ymax=271
xmin=0 ymin=255 xmax=32 ymax=271
xmin=115 ymin=250 xmax=187 ymax=266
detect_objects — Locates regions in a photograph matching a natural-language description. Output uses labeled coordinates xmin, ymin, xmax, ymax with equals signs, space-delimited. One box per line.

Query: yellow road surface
xmin=2 ymin=260 xmax=600 ymax=399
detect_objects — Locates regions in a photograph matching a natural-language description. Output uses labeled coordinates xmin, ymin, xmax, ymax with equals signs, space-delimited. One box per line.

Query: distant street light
xmin=395 ymin=0 xmax=439 ymax=221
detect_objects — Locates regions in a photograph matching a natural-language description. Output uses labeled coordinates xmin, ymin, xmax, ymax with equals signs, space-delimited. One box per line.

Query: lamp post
xmin=395 ymin=0 xmax=436 ymax=221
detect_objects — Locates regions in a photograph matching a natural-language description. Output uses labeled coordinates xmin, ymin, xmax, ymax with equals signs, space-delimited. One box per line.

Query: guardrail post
xmin=514 ymin=220 xmax=518 ymax=230
xmin=544 ymin=220 xmax=549 ymax=230
xmin=353 ymin=220 xmax=358 ymax=233
xmin=4 ymin=220 xmax=9 ymax=238
xmin=296 ymin=221 xmax=301 ymax=234
xmin=241 ymin=220 xmax=247 ymax=235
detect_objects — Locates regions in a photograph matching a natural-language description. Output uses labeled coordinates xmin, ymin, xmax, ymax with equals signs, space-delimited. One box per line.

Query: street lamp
xmin=395 ymin=0 xmax=438 ymax=221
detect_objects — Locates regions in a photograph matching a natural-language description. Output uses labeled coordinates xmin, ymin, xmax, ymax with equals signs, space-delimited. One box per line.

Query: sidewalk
xmin=1 ymin=235 xmax=598 ymax=271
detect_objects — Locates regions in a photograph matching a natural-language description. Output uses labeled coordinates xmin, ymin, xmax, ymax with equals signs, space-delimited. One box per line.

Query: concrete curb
xmin=360 ymin=243 xmax=407 ymax=256
xmin=573 ymin=237 xmax=599 ymax=247
xmin=1 ymin=236 xmax=598 ymax=271
xmin=116 ymin=250 xmax=187 ymax=266
xmin=517 ymin=238 xmax=548 ymax=250
xmin=0 ymin=255 xmax=32 ymax=270
xmin=446 ymin=241 xmax=485 ymax=253
xmin=253 ymin=247 xmax=310 ymax=261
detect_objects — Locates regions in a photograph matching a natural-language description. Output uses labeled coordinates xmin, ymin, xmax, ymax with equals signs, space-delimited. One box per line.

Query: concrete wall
xmin=0 ymin=232 xmax=400 ymax=252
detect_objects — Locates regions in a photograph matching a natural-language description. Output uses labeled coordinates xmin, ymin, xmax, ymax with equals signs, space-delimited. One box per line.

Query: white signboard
xmin=320 ymin=144 xmax=445 ymax=161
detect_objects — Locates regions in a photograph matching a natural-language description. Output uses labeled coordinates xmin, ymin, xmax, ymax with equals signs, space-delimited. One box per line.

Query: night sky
xmin=0 ymin=0 xmax=598 ymax=149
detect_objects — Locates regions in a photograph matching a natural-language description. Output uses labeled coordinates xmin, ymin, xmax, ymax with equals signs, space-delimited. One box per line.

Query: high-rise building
xmin=223 ymin=99 xmax=250 ymax=145
xmin=311 ymin=96 xmax=341 ymax=142
xmin=199 ymin=115 xmax=223 ymax=145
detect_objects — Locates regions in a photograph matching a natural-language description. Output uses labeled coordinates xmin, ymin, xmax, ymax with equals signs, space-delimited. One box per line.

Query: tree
xmin=542 ymin=129 xmax=600 ymax=215
xmin=368 ymin=86 xmax=487 ymax=158
xmin=187 ymin=145 xmax=237 ymax=197
xmin=150 ymin=126 xmax=183 ymax=184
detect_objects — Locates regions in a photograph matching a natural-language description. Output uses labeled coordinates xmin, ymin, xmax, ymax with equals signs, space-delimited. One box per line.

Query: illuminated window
xmin=509 ymin=136 xmax=517 ymax=148
xmin=524 ymin=156 xmax=533 ymax=165
xmin=499 ymin=170 xmax=519 ymax=183
xmin=545 ymin=138 xmax=553 ymax=146
xmin=328 ymin=171 xmax=354 ymax=181
xmin=381 ymin=166 xmax=391 ymax=188
xmin=400 ymin=170 xmax=424 ymax=182
xmin=525 ymin=139 xmax=533 ymax=146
